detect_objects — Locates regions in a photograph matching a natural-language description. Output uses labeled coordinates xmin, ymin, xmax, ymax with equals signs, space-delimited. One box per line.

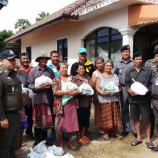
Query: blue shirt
xmin=47 ymin=64 xmax=60 ymax=77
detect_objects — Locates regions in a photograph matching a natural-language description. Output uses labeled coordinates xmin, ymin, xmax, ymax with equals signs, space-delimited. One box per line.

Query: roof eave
xmin=5 ymin=14 xmax=78 ymax=43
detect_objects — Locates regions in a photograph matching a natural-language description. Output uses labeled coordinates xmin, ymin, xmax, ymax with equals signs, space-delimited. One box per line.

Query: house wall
xmin=21 ymin=7 xmax=128 ymax=66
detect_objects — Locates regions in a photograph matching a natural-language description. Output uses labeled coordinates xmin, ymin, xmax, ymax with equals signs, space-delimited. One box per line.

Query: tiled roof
xmin=6 ymin=0 xmax=103 ymax=42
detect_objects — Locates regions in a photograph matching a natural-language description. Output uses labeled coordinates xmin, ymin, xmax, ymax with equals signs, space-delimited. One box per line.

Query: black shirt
xmin=125 ymin=66 xmax=152 ymax=104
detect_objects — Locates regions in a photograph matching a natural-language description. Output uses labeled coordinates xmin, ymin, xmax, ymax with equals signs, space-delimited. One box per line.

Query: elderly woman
xmin=91 ymin=57 xmax=105 ymax=134
xmin=72 ymin=63 xmax=93 ymax=145
xmin=96 ymin=60 xmax=122 ymax=139
xmin=28 ymin=53 xmax=55 ymax=146
xmin=52 ymin=62 xmax=79 ymax=150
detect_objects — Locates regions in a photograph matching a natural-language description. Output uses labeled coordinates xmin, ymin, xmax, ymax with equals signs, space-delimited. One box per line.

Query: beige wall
xmin=21 ymin=7 xmax=128 ymax=66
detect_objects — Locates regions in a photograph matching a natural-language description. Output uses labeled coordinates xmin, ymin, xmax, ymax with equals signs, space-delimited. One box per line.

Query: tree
xmin=15 ymin=18 xmax=31 ymax=32
xmin=0 ymin=30 xmax=13 ymax=51
xmin=36 ymin=11 xmax=50 ymax=22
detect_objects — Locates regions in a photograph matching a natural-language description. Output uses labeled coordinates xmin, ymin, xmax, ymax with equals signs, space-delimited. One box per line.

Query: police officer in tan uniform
xmin=0 ymin=50 xmax=23 ymax=158
xmin=114 ymin=45 xmax=136 ymax=137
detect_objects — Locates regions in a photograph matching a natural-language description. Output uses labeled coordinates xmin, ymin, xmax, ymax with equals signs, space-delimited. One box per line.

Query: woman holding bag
xmin=52 ymin=62 xmax=79 ymax=150
xmin=72 ymin=63 xmax=93 ymax=145
xmin=96 ymin=60 xmax=122 ymax=139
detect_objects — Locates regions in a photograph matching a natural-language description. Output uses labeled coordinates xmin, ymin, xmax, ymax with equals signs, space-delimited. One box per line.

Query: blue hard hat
xmin=78 ymin=47 xmax=87 ymax=54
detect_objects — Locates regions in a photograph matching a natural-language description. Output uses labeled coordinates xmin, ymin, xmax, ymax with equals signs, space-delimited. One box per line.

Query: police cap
xmin=0 ymin=49 xmax=17 ymax=60
xmin=120 ymin=45 xmax=130 ymax=52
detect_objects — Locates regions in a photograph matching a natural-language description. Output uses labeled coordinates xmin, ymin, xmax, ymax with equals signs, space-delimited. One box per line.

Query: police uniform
xmin=145 ymin=58 xmax=158 ymax=136
xmin=0 ymin=50 xmax=23 ymax=158
xmin=114 ymin=45 xmax=136 ymax=135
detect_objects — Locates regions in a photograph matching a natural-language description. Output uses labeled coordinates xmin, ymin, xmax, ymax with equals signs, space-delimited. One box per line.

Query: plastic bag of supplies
xmin=79 ymin=83 xmax=94 ymax=95
xmin=103 ymin=81 xmax=119 ymax=94
xmin=35 ymin=75 xmax=52 ymax=88
xmin=131 ymin=78 xmax=148 ymax=95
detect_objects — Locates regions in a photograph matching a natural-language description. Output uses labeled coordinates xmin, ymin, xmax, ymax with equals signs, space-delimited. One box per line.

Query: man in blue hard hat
xmin=70 ymin=47 xmax=94 ymax=77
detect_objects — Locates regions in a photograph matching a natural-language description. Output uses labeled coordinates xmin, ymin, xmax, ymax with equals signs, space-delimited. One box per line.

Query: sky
xmin=0 ymin=0 xmax=76 ymax=33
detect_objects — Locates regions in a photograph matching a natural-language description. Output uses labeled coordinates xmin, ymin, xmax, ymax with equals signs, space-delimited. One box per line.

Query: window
xmin=57 ymin=39 xmax=68 ymax=62
xmin=26 ymin=46 xmax=32 ymax=62
xmin=85 ymin=27 xmax=122 ymax=63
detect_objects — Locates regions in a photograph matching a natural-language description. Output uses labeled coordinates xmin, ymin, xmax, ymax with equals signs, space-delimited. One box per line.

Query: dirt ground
xmin=16 ymin=107 xmax=158 ymax=158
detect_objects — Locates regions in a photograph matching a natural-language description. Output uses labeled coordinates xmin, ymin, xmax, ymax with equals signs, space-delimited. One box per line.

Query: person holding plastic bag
xmin=125 ymin=52 xmax=154 ymax=149
xmin=28 ymin=53 xmax=55 ymax=146
xmin=52 ymin=62 xmax=79 ymax=150
xmin=96 ymin=60 xmax=122 ymax=140
xmin=91 ymin=57 xmax=105 ymax=135
xmin=71 ymin=63 xmax=93 ymax=145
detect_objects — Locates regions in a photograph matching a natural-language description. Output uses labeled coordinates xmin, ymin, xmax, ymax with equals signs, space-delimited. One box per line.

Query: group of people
xmin=0 ymin=45 xmax=158 ymax=158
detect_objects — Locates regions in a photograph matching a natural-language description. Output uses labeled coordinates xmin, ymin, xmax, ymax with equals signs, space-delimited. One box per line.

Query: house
xmin=0 ymin=0 xmax=8 ymax=10
xmin=5 ymin=0 xmax=158 ymax=66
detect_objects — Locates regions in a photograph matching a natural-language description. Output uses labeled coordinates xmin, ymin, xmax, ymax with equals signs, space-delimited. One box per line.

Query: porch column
xmin=119 ymin=27 xmax=138 ymax=57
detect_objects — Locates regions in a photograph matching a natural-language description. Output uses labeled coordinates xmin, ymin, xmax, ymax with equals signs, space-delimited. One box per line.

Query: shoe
xmin=151 ymin=145 xmax=158 ymax=152
xmin=145 ymin=142 xmax=154 ymax=149
xmin=45 ymin=138 xmax=54 ymax=146
xmin=131 ymin=139 xmax=143 ymax=146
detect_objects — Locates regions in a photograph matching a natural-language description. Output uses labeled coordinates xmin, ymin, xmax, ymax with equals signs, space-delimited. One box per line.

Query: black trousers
xmin=0 ymin=113 xmax=20 ymax=158
xmin=25 ymin=100 xmax=33 ymax=135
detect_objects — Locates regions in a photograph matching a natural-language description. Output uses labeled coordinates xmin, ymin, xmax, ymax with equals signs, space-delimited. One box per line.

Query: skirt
xmin=58 ymin=99 xmax=79 ymax=133
xmin=100 ymin=101 xmax=122 ymax=130
xmin=32 ymin=103 xmax=54 ymax=128
xmin=94 ymin=101 xmax=102 ymax=127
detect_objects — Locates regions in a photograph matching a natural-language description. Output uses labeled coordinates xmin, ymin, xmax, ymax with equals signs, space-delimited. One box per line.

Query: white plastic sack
xmin=27 ymin=149 xmax=42 ymax=158
xmin=131 ymin=78 xmax=148 ymax=95
xmin=35 ymin=75 xmax=52 ymax=88
xmin=32 ymin=141 xmax=48 ymax=153
xmin=65 ymin=81 xmax=78 ymax=90
xmin=103 ymin=81 xmax=119 ymax=94
xmin=41 ymin=151 xmax=58 ymax=158
xmin=22 ymin=84 xmax=34 ymax=98
xmin=79 ymin=83 xmax=94 ymax=95
xmin=48 ymin=145 xmax=64 ymax=156
xmin=62 ymin=153 xmax=75 ymax=158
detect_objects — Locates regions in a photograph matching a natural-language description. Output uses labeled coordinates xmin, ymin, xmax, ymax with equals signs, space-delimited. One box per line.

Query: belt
xmin=5 ymin=111 xmax=19 ymax=114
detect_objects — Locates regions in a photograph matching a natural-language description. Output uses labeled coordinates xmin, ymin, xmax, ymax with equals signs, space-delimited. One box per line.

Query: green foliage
xmin=36 ymin=11 xmax=50 ymax=22
xmin=15 ymin=18 xmax=31 ymax=32
xmin=0 ymin=30 xmax=13 ymax=51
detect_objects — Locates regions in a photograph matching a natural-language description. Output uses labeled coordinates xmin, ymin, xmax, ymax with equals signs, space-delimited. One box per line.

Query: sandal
xmin=78 ymin=138 xmax=90 ymax=145
xmin=131 ymin=139 xmax=143 ymax=146
xmin=145 ymin=142 xmax=154 ymax=149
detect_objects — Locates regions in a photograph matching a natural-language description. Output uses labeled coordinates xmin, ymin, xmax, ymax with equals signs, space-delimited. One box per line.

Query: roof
xmin=5 ymin=0 xmax=103 ymax=42
xmin=129 ymin=4 xmax=158 ymax=26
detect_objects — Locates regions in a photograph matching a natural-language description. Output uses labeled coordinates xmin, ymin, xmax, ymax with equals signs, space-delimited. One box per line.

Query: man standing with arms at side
xmin=70 ymin=48 xmax=94 ymax=132
xmin=114 ymin=45 xmax=136 ymax=137
xmin=0 ymin=49 xmax=23 ymax=158
xmin=19 ymin=52 xmax=34 ymax=138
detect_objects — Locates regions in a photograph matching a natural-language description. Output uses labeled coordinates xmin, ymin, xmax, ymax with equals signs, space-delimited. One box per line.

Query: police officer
xmin=114 ymin=45 xmax=136 ymax=137
xmin=151 ymin=61 xmax=158 ymax=151
xmin=0 ymin=49 xmax=23 ymax=158
xmin=145 ymin=48 xmax=158 ymax=137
